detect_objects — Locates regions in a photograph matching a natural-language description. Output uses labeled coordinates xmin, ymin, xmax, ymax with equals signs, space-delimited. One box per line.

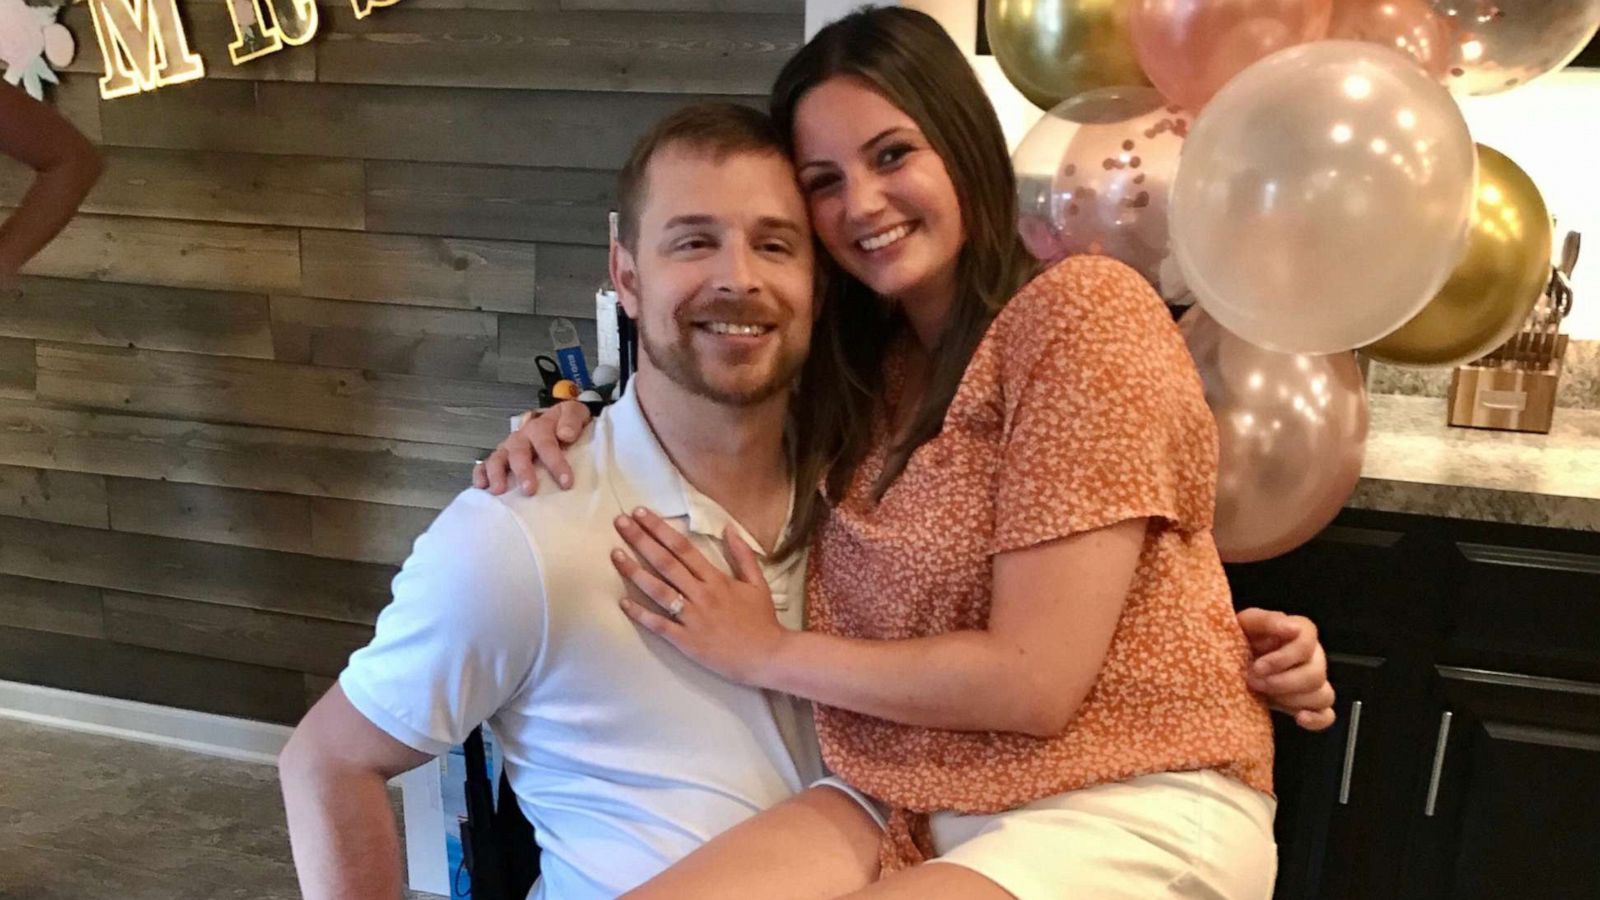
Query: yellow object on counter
xmin=551 ymin=380 xmax=581 ymax=400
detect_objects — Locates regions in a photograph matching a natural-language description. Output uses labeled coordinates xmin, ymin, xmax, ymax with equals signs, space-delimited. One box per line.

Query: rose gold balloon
xmin=1328 ymin=0 xmax=1457 ymax=79
xmin=1012 ymin=87 xmax=1192 ymax=298
xmin=1131 ymin=0 xmax=1334 ymax=111
xmin=1180 ymin=308 xmax=1369 ymax=563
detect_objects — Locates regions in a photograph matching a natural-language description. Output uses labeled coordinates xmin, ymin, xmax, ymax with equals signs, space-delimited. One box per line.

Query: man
xmin=279 ymin=102 xmax=1334 ymax=900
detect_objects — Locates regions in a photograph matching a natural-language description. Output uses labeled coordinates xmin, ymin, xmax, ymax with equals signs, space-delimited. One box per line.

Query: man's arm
xmin=279 ymin=686 xmax=432 ymax=900
xmin=279 ymin=489 xmax=545 ymax=899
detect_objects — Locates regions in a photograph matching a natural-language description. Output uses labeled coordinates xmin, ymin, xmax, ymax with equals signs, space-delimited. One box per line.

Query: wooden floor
xmin=0 ymin=718 xmax=438 ymax=900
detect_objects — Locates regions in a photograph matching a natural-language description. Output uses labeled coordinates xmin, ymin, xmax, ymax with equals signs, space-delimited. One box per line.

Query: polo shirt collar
xmin=604 ymin=380 xmax=795 ymax=556
xmin=606 ymin=379 xmax=691 ymax=525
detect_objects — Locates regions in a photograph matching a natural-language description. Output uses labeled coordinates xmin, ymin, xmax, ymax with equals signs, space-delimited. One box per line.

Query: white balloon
xmin=1170 ymin=40 xmax=1477 ymax=354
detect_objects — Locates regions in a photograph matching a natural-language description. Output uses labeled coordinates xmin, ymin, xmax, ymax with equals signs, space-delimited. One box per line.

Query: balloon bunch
xmin=999 ymin=0 xmax=1596 ymax=560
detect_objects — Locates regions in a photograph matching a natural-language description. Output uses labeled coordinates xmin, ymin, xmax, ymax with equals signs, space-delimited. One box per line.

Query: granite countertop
xmin=1349 ymin=394 xmax=1600 ymax=532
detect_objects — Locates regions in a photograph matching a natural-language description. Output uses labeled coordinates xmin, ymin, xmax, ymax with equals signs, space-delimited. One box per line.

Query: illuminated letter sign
xmin=349 ymin=0 xmax=400 ymax=20
xmin=84 ymin=0 xmax=205 ymax=99
xmin=224 ymin=0 xmax=319 ymax=65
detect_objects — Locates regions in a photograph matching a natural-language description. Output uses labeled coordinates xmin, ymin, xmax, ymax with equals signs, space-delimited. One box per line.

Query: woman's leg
xmin=872 ymin=770 xmax=1277 ymax=900
xmin=619 ymin=785 xmax=882 ymax=900
xmin=839 ymin=863 xmax=1016 ymax=899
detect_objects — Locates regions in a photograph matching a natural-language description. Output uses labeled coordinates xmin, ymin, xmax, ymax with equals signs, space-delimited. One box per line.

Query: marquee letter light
xmin=85 ymin=0 xmax=205 ymax=99
xmin=224 ymin=0 xmax=319 ymax=65
xmin=349 ymin=0 xmax=400 ymax=21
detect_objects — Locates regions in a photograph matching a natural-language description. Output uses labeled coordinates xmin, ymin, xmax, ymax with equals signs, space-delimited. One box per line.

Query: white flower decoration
xmin=0 ymin=0 xmax=74 ymax=101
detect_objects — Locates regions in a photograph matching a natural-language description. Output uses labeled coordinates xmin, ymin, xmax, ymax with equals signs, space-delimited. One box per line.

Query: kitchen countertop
xmin=1349 ymin=394 xmax=1600 ymax=532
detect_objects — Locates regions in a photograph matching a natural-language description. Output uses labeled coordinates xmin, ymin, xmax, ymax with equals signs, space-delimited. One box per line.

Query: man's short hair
xmin=615 ymin=102 xmax=787 ymax=252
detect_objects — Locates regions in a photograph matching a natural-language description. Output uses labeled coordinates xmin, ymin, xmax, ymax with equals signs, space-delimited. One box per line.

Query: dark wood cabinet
xmin=1228 ymin=509 xmax=1600 ymax=900
xmin=1271 ymin=654 xmax=1409 ymax=900
xmin=1399 ymin=667 xmax=1600 ymax=900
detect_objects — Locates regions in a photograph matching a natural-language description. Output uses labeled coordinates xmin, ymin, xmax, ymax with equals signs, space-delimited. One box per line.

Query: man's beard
xmin=637 ymin=297 xmax=807 ymax=407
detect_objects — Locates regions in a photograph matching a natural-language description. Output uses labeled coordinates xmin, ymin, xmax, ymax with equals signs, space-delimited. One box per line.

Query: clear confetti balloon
xmin=1012 ymin=87 xmax=1193 ymax=299
xmin=1430 ymin=0 xmax=1600 ymax=94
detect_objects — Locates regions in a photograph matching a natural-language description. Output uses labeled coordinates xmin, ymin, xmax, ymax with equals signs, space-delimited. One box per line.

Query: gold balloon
xmin=986 ymin=0 xmax=1151 ymax=110
xmin=1365 ymin=144 xmax=1552 ymax=368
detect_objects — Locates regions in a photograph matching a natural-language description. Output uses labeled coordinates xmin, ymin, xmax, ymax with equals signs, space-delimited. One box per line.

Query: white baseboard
xmin=0 ymin=679 xmax=293 ymax=765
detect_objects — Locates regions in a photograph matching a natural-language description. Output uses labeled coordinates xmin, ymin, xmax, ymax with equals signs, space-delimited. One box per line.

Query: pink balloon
xmin=1328 ymin=0 xmax=1456 ymax=80
xmin=1131 ymin=0 xmax=1334 ymax=110
xmin=1012 ymin=87 xmax=1192 ymax=299
xmin=1179 ymin=308 xmax=1368 ymax=563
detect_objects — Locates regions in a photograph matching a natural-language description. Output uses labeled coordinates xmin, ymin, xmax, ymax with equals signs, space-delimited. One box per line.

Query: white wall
xmin=1459 ymin=70 xmax=1600 ymax=339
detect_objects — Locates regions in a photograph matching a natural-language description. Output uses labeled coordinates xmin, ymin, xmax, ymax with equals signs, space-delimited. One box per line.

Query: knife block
xmin=1446 ymin=334 xmax=1567 ymax=433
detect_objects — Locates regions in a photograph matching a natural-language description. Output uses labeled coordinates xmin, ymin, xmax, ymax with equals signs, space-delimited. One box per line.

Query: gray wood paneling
xmin=563 ymin=0 xmax=800 ymax=10
xmin=0 ymin=337 xmax=34 ymax=399
xmin=34 ymin=343 xmax=533 ymax=446
xmin=535 ymin=243 xmax=610 ymax=317
xmin=304 ymin=673 xmax=337 ymax=710
xmin=0 ymin=574 xmax=105 ymax=639
xmin=0 ymin=514 xmax=395 ymax=625
xmin=94 ymin=77 xmax=756 ymax=169
xmin=18 ymin=214 xmax=301 ymax=294
xmin=316 ymin=8 xmax=796 ymax=94
xmin=0 ymin=464 xmax=108 ymax=528
xmin=49 ymin=75 xmax=102 ymax=142
xmin=0 ymin=399 xmax=475 ymax=509
xmin=107 ymin=477 xmax=313 ymax=556
xmin=0 ymin=277 xmax=275 ymax=360
xmin=103 ymin=590 xmax=373 ymax=678
xmin=311 ymin=497 xmax=437 ymax=565
xmin=0 ymin=625 xmax=310 ymax=724
xmin=299 ymin=228 xmax=539 ymax=313
xmin=364 ymin=162 xmax=614 ymax=244
xmin=104 ymin=476 xmax=436 ymax=565
xmin=0 ymin=148 xmax=364 ymax=230
xmin=270 ymin=294 xmax=500 ymax=380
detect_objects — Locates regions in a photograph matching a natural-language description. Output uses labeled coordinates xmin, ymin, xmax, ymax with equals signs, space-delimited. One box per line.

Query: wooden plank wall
xmin=0 ymin=0 xmax=801 ymax=724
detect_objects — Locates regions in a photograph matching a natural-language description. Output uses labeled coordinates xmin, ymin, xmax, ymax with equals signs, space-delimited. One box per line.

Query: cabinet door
xmin=1400 ymin=667 xmax=1600 ymax=900
xmin=1226 ymin=514 xmax=1436 ymax=659
xmin=1272 ymin=655 xmax=1411 ymax=900
xmin=1444 ymin=536 xmax=1600 ymax=683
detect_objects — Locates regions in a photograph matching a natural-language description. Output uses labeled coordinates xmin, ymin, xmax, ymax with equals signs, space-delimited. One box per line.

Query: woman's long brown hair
xmin=778 ymin=7 xmax=1039 ymax=538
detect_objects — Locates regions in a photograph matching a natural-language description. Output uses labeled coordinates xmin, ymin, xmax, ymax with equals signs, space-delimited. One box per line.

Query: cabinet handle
xmin=1338 ymin=700 xmax=1363 ymax=805
xmin=1424 ymin=711 xmax=1453 ymax=817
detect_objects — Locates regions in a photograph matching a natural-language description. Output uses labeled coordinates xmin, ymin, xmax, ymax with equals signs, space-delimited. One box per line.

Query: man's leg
xmin=620 ymin=786 xmax=881 ymax=900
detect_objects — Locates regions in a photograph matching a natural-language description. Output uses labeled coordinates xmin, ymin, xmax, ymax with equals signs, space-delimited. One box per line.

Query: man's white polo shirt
xmin=340 ymin=383 xmax=824 ymax=899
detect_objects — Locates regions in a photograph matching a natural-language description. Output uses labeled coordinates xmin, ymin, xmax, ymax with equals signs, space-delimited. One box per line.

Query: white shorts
xmin=925 ymin=770 xmax=1278 ymax=900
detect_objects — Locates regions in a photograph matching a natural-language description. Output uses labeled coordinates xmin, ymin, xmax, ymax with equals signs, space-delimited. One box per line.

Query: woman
xmin=0 ymin=81 xmax=101 ymax=276
xmin=480 ymin=9 xmax=1329 ymax=897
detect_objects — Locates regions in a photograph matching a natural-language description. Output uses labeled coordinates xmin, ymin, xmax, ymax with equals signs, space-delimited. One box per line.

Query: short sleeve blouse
xmin=807 ymin=256 xmax=1275 ymax=868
